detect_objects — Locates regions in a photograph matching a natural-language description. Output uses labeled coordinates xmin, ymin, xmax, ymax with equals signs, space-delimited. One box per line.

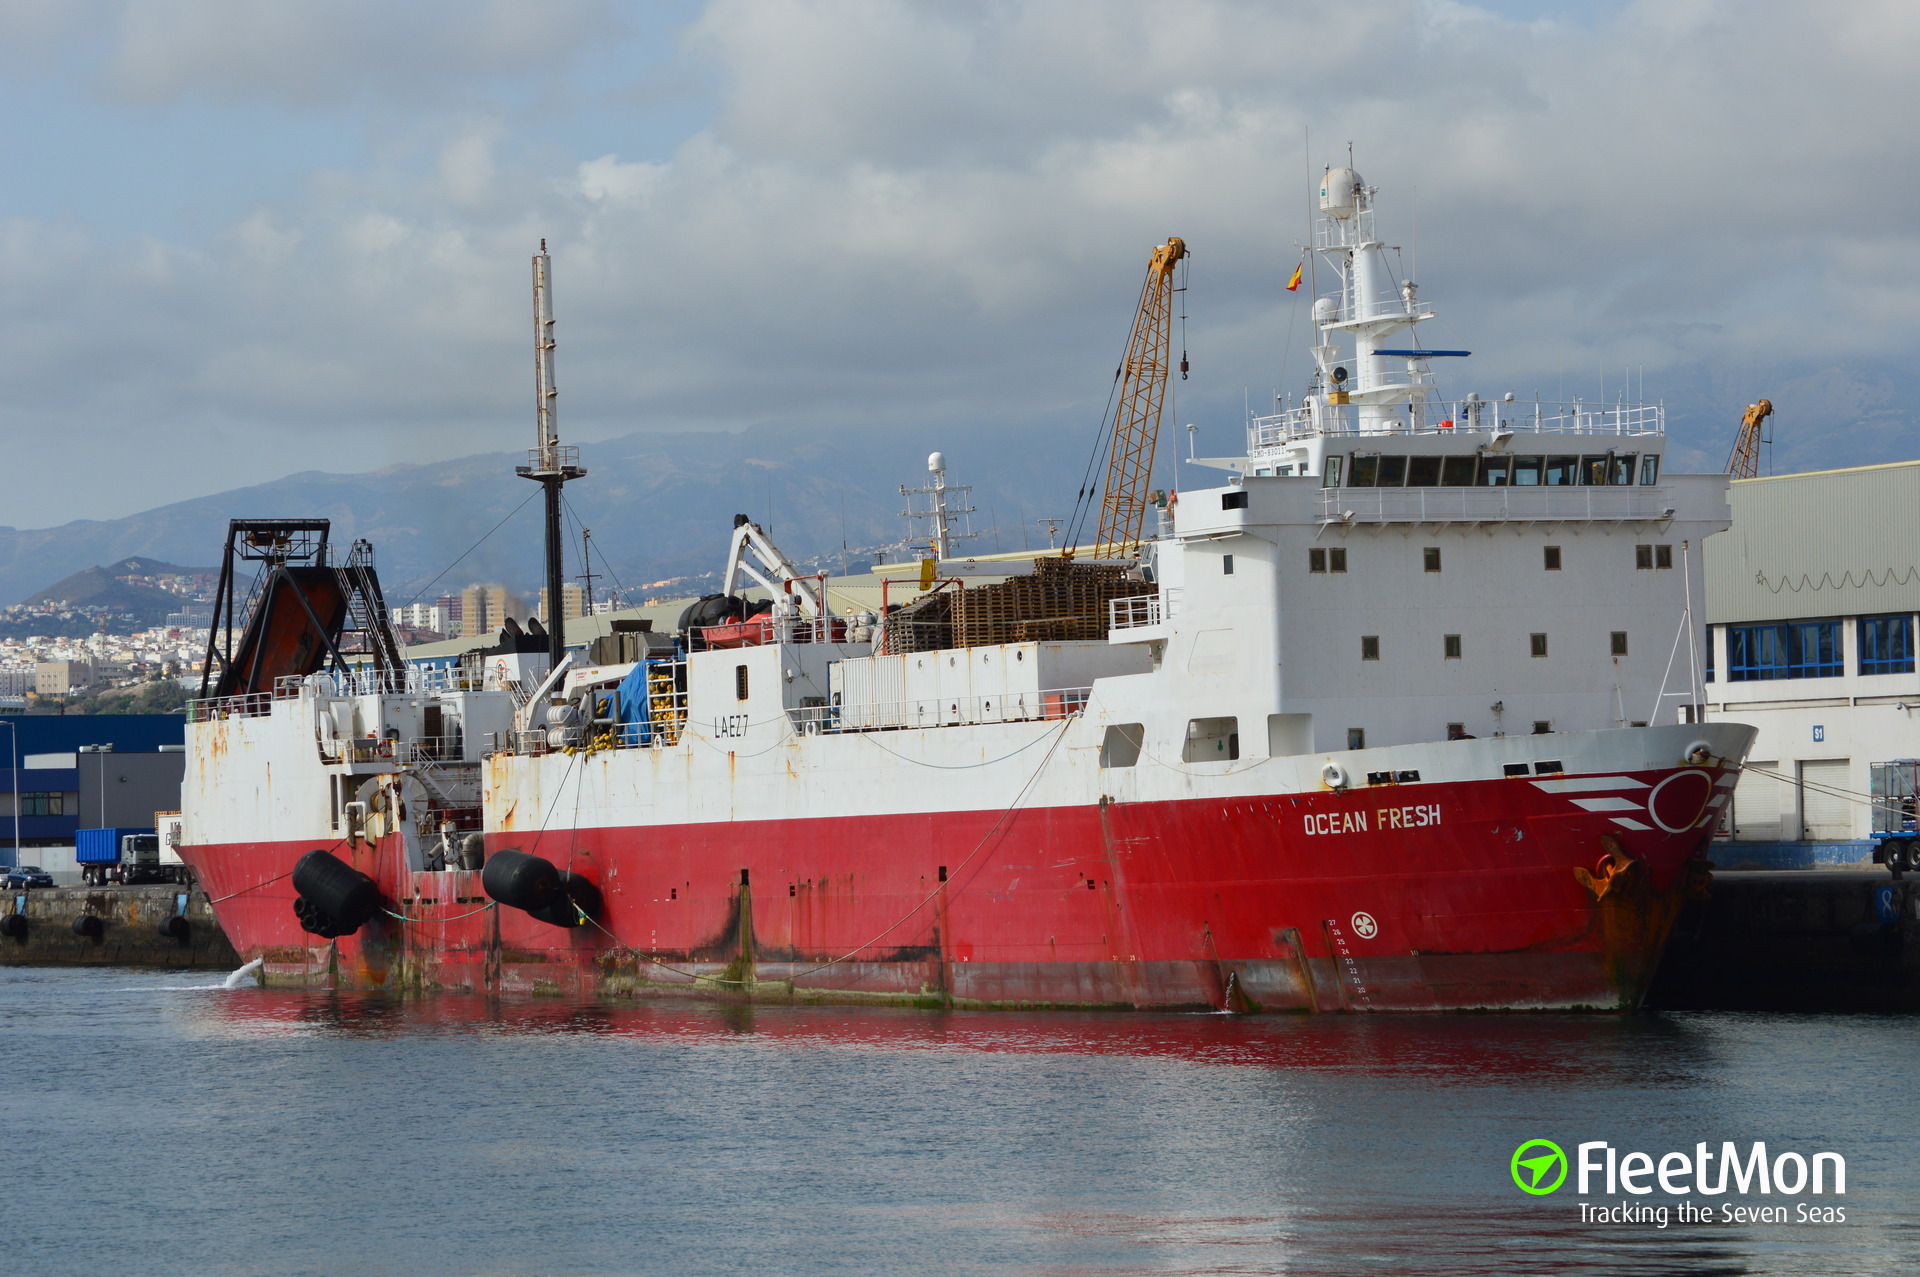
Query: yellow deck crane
xmin=1093 ymin=236 xmax=1188 ymax=559
xmin=1726 ymin=398 xmax=1775 ymax=479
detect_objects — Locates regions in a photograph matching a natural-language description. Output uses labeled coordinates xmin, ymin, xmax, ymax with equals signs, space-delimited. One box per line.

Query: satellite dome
xmin=1312 ymin=296 xmax=1337 ymax=324
xmin=1319 ymin=168 xmax=1362 ymax=219
xmin=927 ymin=451 xmax=946 ymax=473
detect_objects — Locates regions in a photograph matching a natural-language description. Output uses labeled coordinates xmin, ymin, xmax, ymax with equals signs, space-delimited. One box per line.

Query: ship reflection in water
xmin=5 ymin=968 xmax=1913 ymax=1276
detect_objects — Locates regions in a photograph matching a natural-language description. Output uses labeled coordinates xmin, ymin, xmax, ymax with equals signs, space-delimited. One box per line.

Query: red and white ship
xmin=179 ymin=167 xmax=1753 ymax=1010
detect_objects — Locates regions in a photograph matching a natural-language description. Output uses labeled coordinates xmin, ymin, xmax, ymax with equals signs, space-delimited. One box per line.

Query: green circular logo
xmin=1511 ymin=1139 xmax=1568 ymax=1195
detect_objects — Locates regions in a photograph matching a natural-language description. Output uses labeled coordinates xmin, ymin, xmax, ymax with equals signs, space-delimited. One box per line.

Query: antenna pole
xmin=517 ymin=240 xmax=587 ymax=669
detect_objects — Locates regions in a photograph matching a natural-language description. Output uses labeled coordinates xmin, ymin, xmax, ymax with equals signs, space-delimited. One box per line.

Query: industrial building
xmin=1706 ymin=461 xmax=1920 ymax=866
xmin=0 ymin=715 xmax=186 ymax=881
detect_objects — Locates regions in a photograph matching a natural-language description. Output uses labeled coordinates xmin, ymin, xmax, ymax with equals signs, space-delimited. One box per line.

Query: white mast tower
xmin=1308 ymin=166 xmax=1449 ymax=435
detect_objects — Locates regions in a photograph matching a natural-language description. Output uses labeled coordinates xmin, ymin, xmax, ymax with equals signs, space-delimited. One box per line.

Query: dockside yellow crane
xmin=1093 ymin=236 xmax=1188 ymax=559
xmin=1727 ymin=398 xmax=1774 ymax=479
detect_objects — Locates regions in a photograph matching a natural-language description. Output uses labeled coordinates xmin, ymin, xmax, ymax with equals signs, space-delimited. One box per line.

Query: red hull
xmin=183 ymin=762 xmax=1728 ymax=1011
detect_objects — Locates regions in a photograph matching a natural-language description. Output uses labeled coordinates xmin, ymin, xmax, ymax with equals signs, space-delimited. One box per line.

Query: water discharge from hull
xmin=223 ymin=956 xmax=264 ymax=990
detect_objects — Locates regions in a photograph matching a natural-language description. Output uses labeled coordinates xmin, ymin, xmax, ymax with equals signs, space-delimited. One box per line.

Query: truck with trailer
xmin=76 ymin=826 xmax=190 ymax=887
xmin=1869 ymin=760 xmax=1920 ymax=879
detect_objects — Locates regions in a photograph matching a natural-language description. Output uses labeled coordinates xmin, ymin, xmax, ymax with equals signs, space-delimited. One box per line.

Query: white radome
xmin=928 ymin=451 xmax=946 ymax=474
xmin=1319 ymin=167 xmax=1362 ymax=219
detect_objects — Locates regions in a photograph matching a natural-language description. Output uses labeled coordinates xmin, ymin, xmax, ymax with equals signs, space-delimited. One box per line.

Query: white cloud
xmin=2 ymin=0 xmax=1919 ymax=528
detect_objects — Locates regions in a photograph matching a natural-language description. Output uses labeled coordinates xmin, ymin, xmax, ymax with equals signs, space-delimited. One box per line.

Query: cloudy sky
xmin=0 ymin=0 xmax=1914 ymax=530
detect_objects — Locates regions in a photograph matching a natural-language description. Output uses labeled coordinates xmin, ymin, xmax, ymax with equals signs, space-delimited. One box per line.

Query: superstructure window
xmin=1222 ymin=490 xmax=1249 ymax=510
xmin=1329 ymin=547 xmax=1347 ymax=573
xmin=1706 ymin=629 xmax=1716 ymax=683
xmin=1184 ymin=717 xmax=1240 ymax=763
xmin=1543 ymin=546 xmax=1561 ymax=571
xmin=1727 ymin=621 xmax=1843 ymax=681
xmin=1222 ymin=554 xmax=1235 ymax=575
xmin=1361 ymin=635 xmax=1380 ymax=661
xmin=1099 ymin=724 xmax=1144 ymax=769
xmin=1444 ymin=634 xmax=1462 ymax=659
xmin=1347 ymin=728 xmax=1366 ymax=750
xmin=1530 ymin=633 xmax=1549 ymax=658
xmin=1611 ymin=631 xmax=1629 ymax=656
xmin=1309 ymin=548 xmax=1326 ymax=573
xmin=1859 ymin=615 xmax=1915 ymax=675
xmin=1656 ymin=545 xmax=1672 ymax=569
xmin=735 ymin=664 xmax=750 ymax=700
xmin=1423 ymin=547 xmax=1442 ymax=572
xmin=1321 ymin=456 xmax=1343 ymax=488
xmin=1636 ymin=544 xmax=1673 ymax=570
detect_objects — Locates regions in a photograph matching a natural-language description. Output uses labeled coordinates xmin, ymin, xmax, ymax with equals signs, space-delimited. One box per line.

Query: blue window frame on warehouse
xmin=1725 ymin=620 xmax=1843 ymax=681
xmin=1858 ymin=614 xmax=1916 ymax=676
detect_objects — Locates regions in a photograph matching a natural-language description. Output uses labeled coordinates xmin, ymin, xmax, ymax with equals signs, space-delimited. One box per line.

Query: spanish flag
xmin=1286 ymin=258 xmax=1303 ymax=292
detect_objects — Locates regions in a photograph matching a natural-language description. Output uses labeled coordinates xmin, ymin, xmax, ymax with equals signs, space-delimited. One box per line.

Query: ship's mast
xmin=516 ymin=240 xmax=586 ymax=668
xmin=1309 ymin=166 xmax=1439 ymax=434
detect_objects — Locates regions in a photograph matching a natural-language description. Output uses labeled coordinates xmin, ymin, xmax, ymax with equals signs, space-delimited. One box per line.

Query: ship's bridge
xmin=1198 ymin=395 xmax=1669 ymax=526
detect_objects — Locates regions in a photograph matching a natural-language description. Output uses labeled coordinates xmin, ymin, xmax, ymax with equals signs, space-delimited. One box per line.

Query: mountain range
xmin=1 ymin=356 xmax=1914 ymax=611
xmin=0 ymin=421 xmax=1110 ymax=610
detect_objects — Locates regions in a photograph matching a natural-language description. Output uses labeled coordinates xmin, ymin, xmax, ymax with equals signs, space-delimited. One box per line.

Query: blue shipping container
xmin=76 ymin=827 xmax=150 ymax=865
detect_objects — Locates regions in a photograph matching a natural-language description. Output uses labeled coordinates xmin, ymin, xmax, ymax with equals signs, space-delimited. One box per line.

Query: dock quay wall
xmin=1647 ymin=870 xmax=1920 ymax=1012
xmin=1 ymin=885 xmax=239 ymax=970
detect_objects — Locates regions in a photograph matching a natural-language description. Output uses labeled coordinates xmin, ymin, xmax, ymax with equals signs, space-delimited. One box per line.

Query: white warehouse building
xmin=1705 ymin=461 xmax=1920 ymax=867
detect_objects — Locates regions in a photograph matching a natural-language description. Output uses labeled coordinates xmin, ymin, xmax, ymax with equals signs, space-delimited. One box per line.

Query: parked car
xmin=3 ymin=865 xmax=55 ymax=889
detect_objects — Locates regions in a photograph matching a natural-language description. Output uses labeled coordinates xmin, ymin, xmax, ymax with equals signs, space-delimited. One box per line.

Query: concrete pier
xmin=1647 ymin=870 xmax=1920 ymax=1012
xmin=0 ymin=884 xmax=239 ymax=969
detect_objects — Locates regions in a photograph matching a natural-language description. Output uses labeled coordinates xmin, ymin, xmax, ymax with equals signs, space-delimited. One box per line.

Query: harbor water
xmin=2 ymin=967 xmax=1914 ymax=1275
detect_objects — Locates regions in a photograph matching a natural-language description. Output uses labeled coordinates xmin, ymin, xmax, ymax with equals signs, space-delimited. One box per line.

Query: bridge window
xmin=1222 ymin=490 xmax=1249 ymax=510
xmin=1580 ymin=455 xmax=1610 ymax=485
xmin=1477 ymin=455 xmax=1512 ymax=486
xmin=1376 ymin=456 xmax=1407 ymax=486
xmin=1322 ymin=456 xmax=1343 ymax=487
xmin=1407 ymin=456 xmax=1442 ymax=487
xmin=1512 ymin=456 xmax=1543 ymax=486
xmin=1859 ymin=615 xmax=1915 ymax=676
xmin=1641 ymin=455 xmax=1661 ymax=485
xmin=1543 ymin=456 xmax=1579 ymax=486
xmin=1441 ymin=456 xmax=1477 ymax=486
xmin=1610 ymin=454 xmax=1636 ymax=486
xmin=1348 ymin=454 xmax=1379 ymax=486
